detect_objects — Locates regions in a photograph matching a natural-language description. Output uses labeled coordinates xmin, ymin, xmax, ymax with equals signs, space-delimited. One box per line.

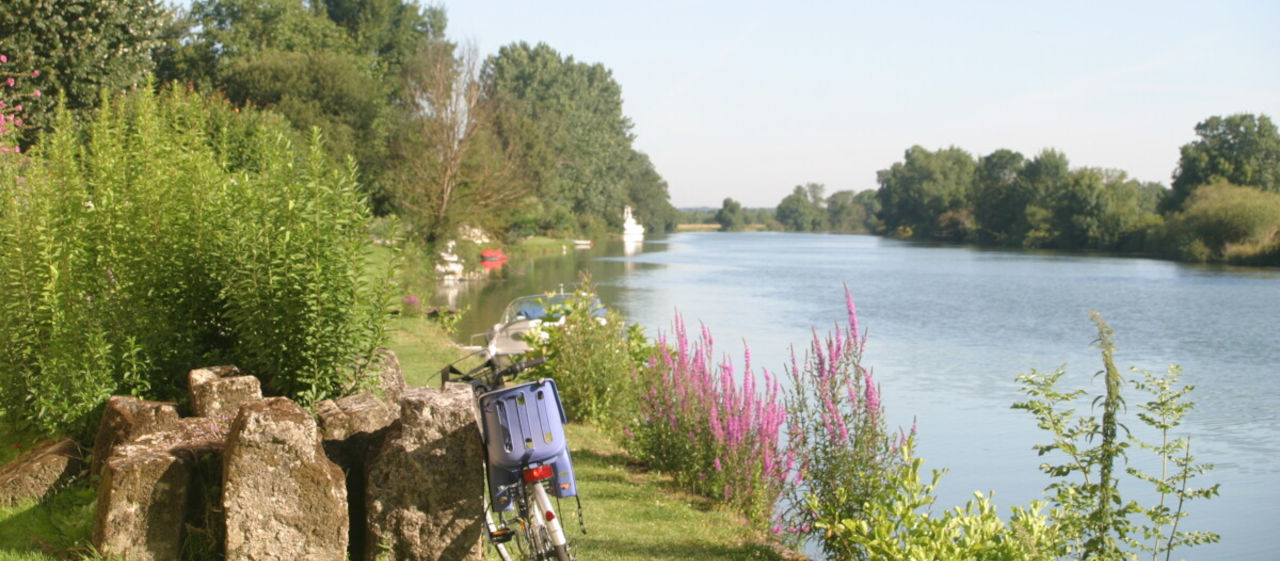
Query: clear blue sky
xmin=441 ymin=0 xmax=1280 ymax=207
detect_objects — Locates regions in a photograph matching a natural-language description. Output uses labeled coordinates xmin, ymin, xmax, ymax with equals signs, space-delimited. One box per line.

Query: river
xmin=436 ymin=232 xmax=1279 ymax=560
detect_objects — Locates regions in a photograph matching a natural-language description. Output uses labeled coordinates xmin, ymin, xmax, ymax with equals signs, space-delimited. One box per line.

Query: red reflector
xmin=544 ymin=510 xmax=556 ymax=522
xmin=522 ymin=464 xmax=553 ymax=482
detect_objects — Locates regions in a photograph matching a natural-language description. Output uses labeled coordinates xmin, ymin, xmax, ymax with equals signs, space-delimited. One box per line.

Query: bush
xmin=1014 ymin=313 xmax=1218 ymax=561
xmin=813 ymin=439 xmax=1060 ymax=561
xmin=778 ymin=289 xmax=907 ymax=555
xmin=627 ymin=314 xmax=787 ymax=527
xmin=1157 ymin=182 xmax=1280 ymax=262
xmin=525 ymin=280 xmax=647 ymax=427
xmin=0 ymin=86 xmax=390 ymax=438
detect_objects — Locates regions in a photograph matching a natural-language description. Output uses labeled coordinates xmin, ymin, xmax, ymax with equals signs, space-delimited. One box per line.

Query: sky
xmin=440 ymin=0 xmax=1280 ymax=208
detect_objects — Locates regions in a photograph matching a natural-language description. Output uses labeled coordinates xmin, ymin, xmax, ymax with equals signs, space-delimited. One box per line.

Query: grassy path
xmin=561 ymin=423 xmax=792 ymax=561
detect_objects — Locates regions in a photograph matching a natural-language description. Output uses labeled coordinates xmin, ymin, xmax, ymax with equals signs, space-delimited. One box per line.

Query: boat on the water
xmin=481 ymin=289 xmax=604 ymax=358
xmin=480 ymin=248 xmax=508 ymax=262
xmin=622 ymin=206 xmax=644 ymax=240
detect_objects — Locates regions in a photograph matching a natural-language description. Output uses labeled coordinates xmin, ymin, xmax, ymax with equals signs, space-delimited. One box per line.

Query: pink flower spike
xmin=5 ymin=77 xmax=13 ymax=87
xmin=32 ymin=70 xmax=39 ymax=77
xmin=0 ymin=54 xmax=7 ymax=63
xmin=33 ymin=90 xmax=40 ymax=97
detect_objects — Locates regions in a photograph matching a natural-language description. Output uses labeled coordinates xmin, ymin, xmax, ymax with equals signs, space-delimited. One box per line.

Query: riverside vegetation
xmin=513 ymin=283 xmax=1219 ymax=561
xmin=2 ymin=12 xmax=1224 ymax=559
xmin=705 ymin=114 xmax=1280 ymax=266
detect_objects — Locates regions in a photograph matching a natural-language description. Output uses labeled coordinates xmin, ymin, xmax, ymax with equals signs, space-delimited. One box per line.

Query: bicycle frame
xmin=441 ymin=355 xmax=579 ymax=560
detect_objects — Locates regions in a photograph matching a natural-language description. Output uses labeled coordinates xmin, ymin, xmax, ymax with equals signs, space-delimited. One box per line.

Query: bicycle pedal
xmin=489 ymin=527 xmax=515 ymax=544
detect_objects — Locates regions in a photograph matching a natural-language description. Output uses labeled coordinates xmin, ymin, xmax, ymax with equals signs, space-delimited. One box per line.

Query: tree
xmin=1159 ymin=182 xmax=1280 ymax=262
xmin=776 ymin=184 xmax=825 ymax=231
xmin=826 ymin=189 xmax=878 ymax=234
xmin=483 ymin=42 xmax=670 ymax=234
xmin=392 ymin=41 xmax=527 ymax=243
xmin=0 ymin=0 xmax=165 ymax=142
xmin=622 ymin=151 xmax=678 ymax=233
xmin=875 ymin=146 xmax=976 ymax=238
xmin=160 ymin=0 xmax=443 ymax=213
xmin=1017 ymin=149 xmax=1071 ymax=248
xmin=971 ymin=149 xmax=1027 ymax=244
xmin=715 ymin=197 xmax=746 ymax=231
xmin=1167 ymin=113 xmax=1280 ymax=211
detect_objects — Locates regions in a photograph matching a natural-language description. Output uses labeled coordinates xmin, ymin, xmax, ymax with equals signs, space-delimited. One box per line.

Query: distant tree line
xmin=2 ymin=0 xmax=676 ymax=249
xmin=724 ymin=113 xmax=1279 ymax=265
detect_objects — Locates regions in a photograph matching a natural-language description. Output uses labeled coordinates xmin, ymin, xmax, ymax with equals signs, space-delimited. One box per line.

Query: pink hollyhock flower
xmin=5 ymin=78 xmax=13 ymax=87
xmin=0 ymin=54 xmax=7 ymax=63
xmin=32 ymin=70 xmax=39 ymax=77
xmin=33 ymin=90 xmax=40 ymax=97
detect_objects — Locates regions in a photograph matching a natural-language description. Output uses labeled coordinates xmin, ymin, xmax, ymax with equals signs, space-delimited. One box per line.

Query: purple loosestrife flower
xmin=845 ymin=286 xmax=859 ymax=339
xmin=864 ymin=368 xmax=881 ymax=421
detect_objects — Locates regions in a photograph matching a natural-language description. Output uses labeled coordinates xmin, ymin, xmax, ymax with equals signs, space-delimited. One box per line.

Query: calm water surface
xmin=438 ymin=232 xmax=1279 ymax=560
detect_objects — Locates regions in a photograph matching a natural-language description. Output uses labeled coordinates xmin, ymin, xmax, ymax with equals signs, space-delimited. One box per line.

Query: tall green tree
xmin=1017 ymin=149 xmax=1072 ymax=248
xmin=160 ymin=0 xmax=442 ymax=213
xmin=876 ymin=146 xmax=976 ymax=238
xmin=0 ymin=0 xmax=165 ymax=143
xmin=483 ymin=42 xmax=670 ymax=234
xmin=971 ymin=149 xmax=1027 ymax=244
xmin=826 ymin=189 xmax=878 ymax=234
xmin=1166 ymin=113 xmax=1280 ymax=211
xmin=622 ymin=151 xmax=678 ymax=232
xmin=391 ymin=41 xmax=529 ymax=243
xmin=715 ymin=197 xmax=747 ymax=231
xmin=776 ymin=184 xmax=826 ymax=231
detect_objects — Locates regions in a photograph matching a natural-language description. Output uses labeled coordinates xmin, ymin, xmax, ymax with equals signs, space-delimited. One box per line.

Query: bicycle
xmin=441 ymin=355 xmax=582 ymax=561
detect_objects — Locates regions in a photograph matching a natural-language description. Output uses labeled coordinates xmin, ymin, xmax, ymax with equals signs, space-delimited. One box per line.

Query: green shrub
xmin=813 ymin=439 xmax=1060 ymax=561
xmin=1014 ymin=313 xmax=1218 ymax=561
xmin=1157 ymin=182 xmax=1280 ymax=261
xmin=0 ymin=86 xmax=390 ymax=438
xmin=525 ymin=279 xmax=646 ymax=427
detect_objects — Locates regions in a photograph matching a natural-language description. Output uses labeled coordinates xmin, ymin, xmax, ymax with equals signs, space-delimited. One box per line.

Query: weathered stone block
xmin=365 ymin=384 xmax=484 ymax=561
xmin=0 ymin=439 xmax=81 ymax=507
xmin=223 ymin=397 xmax=348 ymax=561
xmin=371 ymin=349 xmax=406 ymax=407
xmin=189 ymin=365 xmax=261 ymax=418
xmin=316 ymin=393 xmax=397 ymax=442
xmin=92 ymin=450 xmax=189 ymax=561
xmin=91 ymin=396 xmax=180 ymax=477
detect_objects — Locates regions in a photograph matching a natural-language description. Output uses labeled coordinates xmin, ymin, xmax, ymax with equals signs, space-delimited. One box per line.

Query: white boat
xmin=482 ymin=290 xmax=605 ymax=358
xmin=622 ymin=206 xmax=644 ymax=240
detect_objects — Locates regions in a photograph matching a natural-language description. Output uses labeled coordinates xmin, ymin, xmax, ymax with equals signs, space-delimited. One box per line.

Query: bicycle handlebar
xmin=439 ymin=356 xmax=548 ymax=389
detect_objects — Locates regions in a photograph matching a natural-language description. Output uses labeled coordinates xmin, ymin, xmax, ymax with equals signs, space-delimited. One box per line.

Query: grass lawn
xmin=561 ymin=423 xmax=794 ymax=561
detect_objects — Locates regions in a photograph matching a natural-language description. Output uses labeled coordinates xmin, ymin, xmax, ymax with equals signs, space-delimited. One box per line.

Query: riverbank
xmin=386 ymin=314 xmax=800 ymax=561
xmin=0 ymin=315 xmax=794 ymax=560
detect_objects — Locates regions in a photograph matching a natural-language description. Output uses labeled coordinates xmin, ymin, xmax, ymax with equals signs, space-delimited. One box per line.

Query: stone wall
xmin=88 ymin=351 xmax=485 ymax=561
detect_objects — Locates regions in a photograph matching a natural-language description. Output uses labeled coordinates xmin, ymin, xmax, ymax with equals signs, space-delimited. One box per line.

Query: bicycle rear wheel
xmin=507 ymin=483 xmax=572 ymax=561
xmin=484 ymin=493 xmax=515 ymax=561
